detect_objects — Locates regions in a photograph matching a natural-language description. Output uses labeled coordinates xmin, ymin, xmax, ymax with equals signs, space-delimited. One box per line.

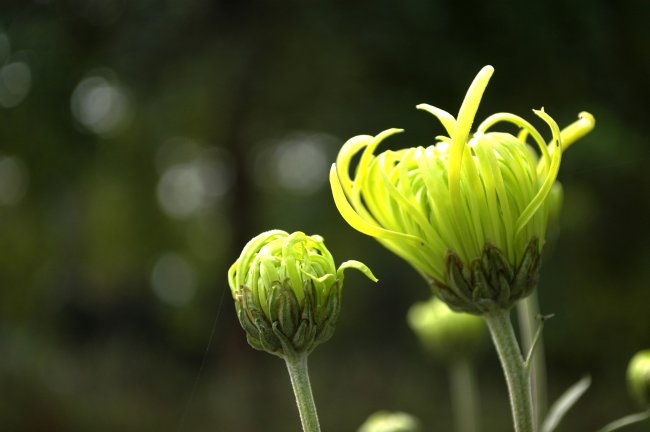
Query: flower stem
xmin=449 ymin=356 xmax=480 ymax=432
xmin=517 ymin=293 xmax=547 ymax=428
xmin=284 ymin=354 xmax=321 ymax=432
xmin=597 ymin=410 xmax=650 ymax=432
xmin=484 ymin=309 xmax=534 ymax=432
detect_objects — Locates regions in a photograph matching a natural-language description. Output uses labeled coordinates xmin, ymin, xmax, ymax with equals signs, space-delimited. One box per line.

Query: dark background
xmin=0 ymin=0 xmax=649 ymax=431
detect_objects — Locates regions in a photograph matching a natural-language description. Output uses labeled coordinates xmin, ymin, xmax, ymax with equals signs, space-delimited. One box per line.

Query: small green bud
xmin=330 ymin=65 xmax=595 ymax=314
xmin=358 ymin=411 xmax=422 ymax=432
xmin=627 ymin=349 xmax=650 ymax=408
xmin=228 ymin=230 xmax=376 ymax=359
xmin=407 ymin=296 xmax=486 ymax=361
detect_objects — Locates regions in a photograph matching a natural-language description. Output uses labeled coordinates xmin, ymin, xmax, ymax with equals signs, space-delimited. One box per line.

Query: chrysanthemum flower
xmin=330 ymin=66 xmax=594 ymax=313
xmin=228 ymin=230 xmax=376 ymax=358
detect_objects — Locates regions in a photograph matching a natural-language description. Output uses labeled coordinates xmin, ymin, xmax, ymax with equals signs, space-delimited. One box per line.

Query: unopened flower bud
xmin=228 ymin=230 xmax=376 ymax=359
xmin=330 ymin=65 xmax=595 ymax=314
xmin=358 ymin=411 xmax=422 ymax=432
xmin=407 ymin=296 xmax=486 ymax=361
xmin=627 ymin=349 xmax=650 ymax=408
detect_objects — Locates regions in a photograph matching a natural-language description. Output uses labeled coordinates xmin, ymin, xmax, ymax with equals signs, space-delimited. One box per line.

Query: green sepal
xmin=279 ymin=287 xmax=300 ymax=338
xmin=291 ymin=281 xmax=319 ymax=353
xmin=237 ymin=304 xmax=261 ymax=341
xmin=471 ymin=259 xmax=496 ymax=303
xmin=316 ymin=323 xmax=336 ymax=346
xmin=486 ymin=243 xmax=515 ymax=280
xmin=246 ymin=334 xmax=266 ymax=352
xmin=269 ymin=282 xmax=300 ymax=339
xmin=291 ymin=319 xmax=310 ymax=353
xmin=236 ymin=278 xmax=343 ymax=357
xmin=512 ymin=237 xmax=541 ymax=299
xmin=315 ymin=283 xmax=342 ymax=344
xmin=446 ymin=254 xmax=474 ymax=301
xmin=431 ymin=238 xmax=542 ymax=314
xmin=435 ymin=285 xmax=471 ymax=312
xmin=319 ymin=282 xmax=341 ymax=325
xmin=497 ymin=273 xmax=511 ymax=305
xmin=272 ymin=321 xmax=297 ymax=359
xmin=235 ymin=285 xmax=282 ymax=355
xmin=249 ymin=307 xmax=280 ymax=350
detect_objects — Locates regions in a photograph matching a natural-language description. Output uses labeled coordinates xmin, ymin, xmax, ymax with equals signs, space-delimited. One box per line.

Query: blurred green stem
xmin=450 ymin=356 xmax=480 ymax=432
xmin=517 ymin=293 xmax=547 ymax=428
xmin=597 ymin=410 xmax=650 ymax=432
xmin=285 ymin=355 xmax=321 ymax=432
xmin=485 ymin=309 xmax=534 ymax=432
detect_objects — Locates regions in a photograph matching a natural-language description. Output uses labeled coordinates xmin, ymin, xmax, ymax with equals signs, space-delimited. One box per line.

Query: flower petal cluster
xmin=228 ymin=230 xmax=376 ymax=358
xmin=330 ymin=66 xmax=594 ymax=313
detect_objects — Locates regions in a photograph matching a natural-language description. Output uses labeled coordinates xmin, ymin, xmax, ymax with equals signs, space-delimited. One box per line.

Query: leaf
xmin=541 ymin=375 xmax=591 ymax=432
xmin=597 ymin=411 xmax=650 ymax=432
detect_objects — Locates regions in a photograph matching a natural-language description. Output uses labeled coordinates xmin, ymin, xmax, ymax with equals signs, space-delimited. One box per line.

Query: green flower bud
xmin=627 ymin=349 xmax=650 ymax=408
xmin=330 ymin=65 xmax=595 ymax=314
xmin=358 ymin=411 xmax=422 ymax=432
xmin=407 ymin=296 xmax=486 ymax=361
xmin=228 ymin=230 xmax=377 ymax=359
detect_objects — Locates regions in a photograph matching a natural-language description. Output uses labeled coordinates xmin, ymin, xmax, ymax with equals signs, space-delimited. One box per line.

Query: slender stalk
xmin=449 ymin=356 xmax=480 ymax=432
xmin=484 ymin=309 xmax=534 ymax=432
xmin=517 ymin=293 xmax=547 ymax=427
xmin=597 ymin=410 xmax=650 ymax=432
xmin=284 ymin=355 xmax=321 ymax=432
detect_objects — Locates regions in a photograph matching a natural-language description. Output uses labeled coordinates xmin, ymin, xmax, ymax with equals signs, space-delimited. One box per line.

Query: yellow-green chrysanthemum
xmin=228 ymin=230 xmax=376 ymax=358
xmin=330 ymin=66 xmax=594 ymax=313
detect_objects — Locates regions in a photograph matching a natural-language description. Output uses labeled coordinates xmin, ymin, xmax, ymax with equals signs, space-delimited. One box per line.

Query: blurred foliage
xmin=0 ymin=0 xmax=649 ymax=431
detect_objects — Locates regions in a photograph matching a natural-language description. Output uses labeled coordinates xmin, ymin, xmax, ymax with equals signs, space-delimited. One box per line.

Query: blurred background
xmin=0 ymin=0 xmax=649 ymax=431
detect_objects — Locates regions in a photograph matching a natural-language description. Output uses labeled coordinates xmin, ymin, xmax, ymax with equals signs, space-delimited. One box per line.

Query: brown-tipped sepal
xmin=235 ymin=279 xmax=343 ymax=359
xmin=431 ymin=238 xmax=541 ymax=314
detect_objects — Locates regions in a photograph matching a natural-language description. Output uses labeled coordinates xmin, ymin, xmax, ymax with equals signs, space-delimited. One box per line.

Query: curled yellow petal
xmin=516 ymin=108 xmax=562 ymax=235
xmin=329 ymin=164 xmax=424 ymax=246
xmin=416 ymin=103 xmax=457 ymax=137
xmin=560 ymin=111 xmax=595 ymax=151
xmin=337 ymin=259 xmax=378 ymax=284
xmin=449 ymin=65 xmax=494 ymax=200
xmin=335 ymin=134 xmax=374 ymax=193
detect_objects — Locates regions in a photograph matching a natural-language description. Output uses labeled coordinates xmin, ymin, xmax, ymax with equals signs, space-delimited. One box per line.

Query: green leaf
xmin=541 ymin=375 xmax=591 ymax=432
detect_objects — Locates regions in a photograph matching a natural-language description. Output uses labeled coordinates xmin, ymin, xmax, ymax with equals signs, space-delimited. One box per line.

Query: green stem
xmin=284 ymin=355 xmax=321 ymax=432
xmin=517 ymin=293 xmax=547 ymax=428
xmin=449 ymin=357 xmax=480 ymax=432
xmin=484 ymin=309 xmax=534 ymax=432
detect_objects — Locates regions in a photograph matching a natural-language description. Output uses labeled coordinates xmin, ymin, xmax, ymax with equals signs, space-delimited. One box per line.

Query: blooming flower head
xmin=330 ymin=66 xmax=594 ymax=313
xmin=228 ymin=230 xmax=376 ymax=358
